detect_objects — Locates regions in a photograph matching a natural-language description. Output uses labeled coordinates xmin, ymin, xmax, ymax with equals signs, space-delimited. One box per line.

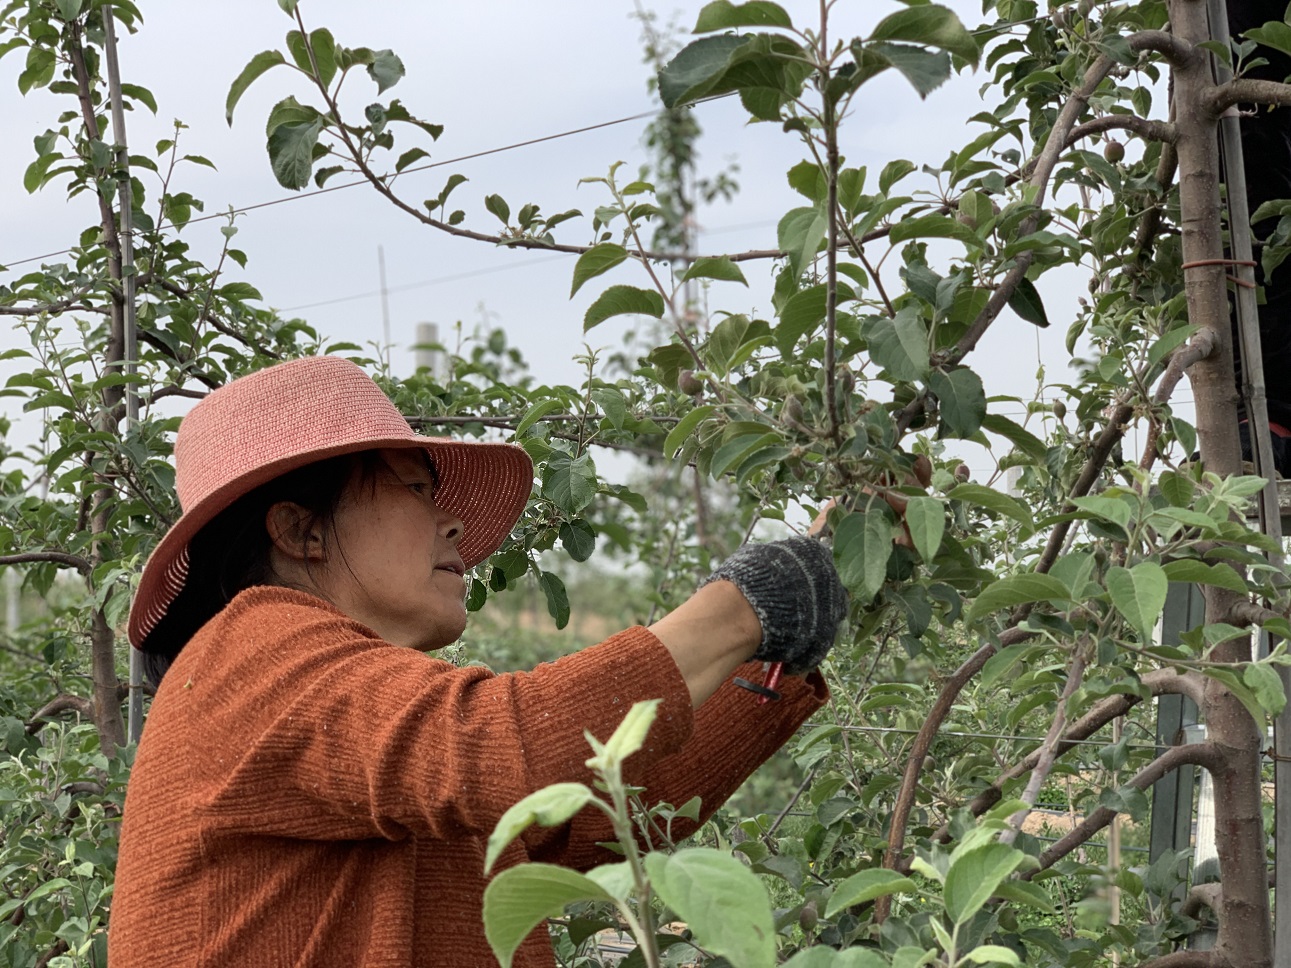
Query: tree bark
xmin=68 ymin=23 xmax=127 ymax=756
xmin=1170 ymin=1 xmax=1273 ymax=964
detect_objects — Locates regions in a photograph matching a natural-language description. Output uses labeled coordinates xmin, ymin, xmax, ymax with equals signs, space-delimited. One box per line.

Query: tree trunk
xmin=1171 ymin=1 xmax=1273 ymax=964
xmin=68 ymin=21 xmax=127 ymax=756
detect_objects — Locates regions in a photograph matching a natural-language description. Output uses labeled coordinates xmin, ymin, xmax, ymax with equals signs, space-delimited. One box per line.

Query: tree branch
xmin=1210 ymin=78 xmax=1291 ymax=114
xmin=1140 ymin=327 xmax=1219 ymax=470
xmin=1137 ymin=952 xmax=1214 ymax=968
xmin=1023 ymin=743 xmax=1221 ymax=877
xmin=876 ymin=626 xmax=1034 ymax=917
xmin=1001 ymin=650 xmax=1088 ymax=844
xmin=0 ymin=552 xmax=91 ymax=575
xmin=1066 ymin=115 xmax=1177 ymax=145
xmin=1181 ymin=881 xmax=1223 ymax=922
xmin=25 ymin=693 xmax=94 ymax=733
xmin=923 ymin=667 xmax=1205 ymax=846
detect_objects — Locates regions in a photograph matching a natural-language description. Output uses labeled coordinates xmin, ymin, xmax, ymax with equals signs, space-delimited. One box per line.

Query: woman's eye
xmin=407 ymin=481 xmax=429 ymax=495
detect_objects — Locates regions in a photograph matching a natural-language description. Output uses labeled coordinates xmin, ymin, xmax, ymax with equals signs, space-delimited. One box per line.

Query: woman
xmin=110 ymin=356 xmax=847 ymax=967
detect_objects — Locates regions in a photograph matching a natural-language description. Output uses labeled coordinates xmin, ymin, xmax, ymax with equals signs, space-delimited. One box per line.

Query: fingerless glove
xmin=701 ymin=535 xmax=849 ymax=674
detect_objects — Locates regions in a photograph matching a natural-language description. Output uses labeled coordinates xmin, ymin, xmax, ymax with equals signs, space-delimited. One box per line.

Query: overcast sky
xmin=1 ymin=1 xmax=1136 ymax=477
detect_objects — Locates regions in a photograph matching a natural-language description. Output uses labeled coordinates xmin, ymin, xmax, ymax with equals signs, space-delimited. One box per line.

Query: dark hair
xmin=139 ymin=449 xmax=395 ymax=687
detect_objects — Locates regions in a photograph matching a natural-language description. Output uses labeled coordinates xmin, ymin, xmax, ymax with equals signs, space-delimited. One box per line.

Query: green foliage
xmin=7 ymin=0 xmax=1291 ymax=965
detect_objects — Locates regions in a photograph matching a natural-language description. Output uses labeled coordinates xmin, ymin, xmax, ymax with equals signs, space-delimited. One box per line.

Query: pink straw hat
xmin=127 ymin=356 xmax=533 ymax=649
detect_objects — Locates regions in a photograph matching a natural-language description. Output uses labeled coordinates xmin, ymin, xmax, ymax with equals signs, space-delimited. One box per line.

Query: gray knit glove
xmin=701 ymin=535 xmax=849 ymax=675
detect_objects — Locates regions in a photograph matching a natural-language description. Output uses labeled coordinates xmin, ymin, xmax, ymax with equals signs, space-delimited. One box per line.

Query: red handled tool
xmin=733 ymin=661 xmax=784 ymax=704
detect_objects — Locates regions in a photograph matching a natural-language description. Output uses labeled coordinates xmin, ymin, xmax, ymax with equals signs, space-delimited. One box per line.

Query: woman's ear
xmin=265 ymin=502 xmax=324 ymax=561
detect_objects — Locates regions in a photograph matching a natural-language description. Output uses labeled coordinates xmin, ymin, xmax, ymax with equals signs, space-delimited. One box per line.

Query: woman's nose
xmin=439 ymin=508 xmax=464 ymax=545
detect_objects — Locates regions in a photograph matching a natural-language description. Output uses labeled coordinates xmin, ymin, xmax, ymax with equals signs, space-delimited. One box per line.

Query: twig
xmin=1001 ymin=650 xmax=1088 ymax=844
xmin=1022 ymin=743 xmax=1221 ymax=877
xmin=0 ymin=552 xmax=91 ymax=575
xmin=1140 ymin=328 xmax=1218 ymax=471
xmin=25 ymin=693 xmax=94 ymax=733
xmin=876 ymin=625 xmax=1032 ymax=918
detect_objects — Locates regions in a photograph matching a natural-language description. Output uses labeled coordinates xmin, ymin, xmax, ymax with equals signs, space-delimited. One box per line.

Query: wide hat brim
xmin=127 ymin=357 xmax=534 ymax=650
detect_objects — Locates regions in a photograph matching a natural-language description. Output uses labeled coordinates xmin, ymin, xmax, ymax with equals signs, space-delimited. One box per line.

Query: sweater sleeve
xmin=173 ymin=591 xmax=695 ymax=844
xmin=524 ymin=661 xmax=827 ymax=870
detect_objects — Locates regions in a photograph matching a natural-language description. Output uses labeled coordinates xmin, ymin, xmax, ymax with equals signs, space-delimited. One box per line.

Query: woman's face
xmin=314 ymin=448 xmax=469 ymax=651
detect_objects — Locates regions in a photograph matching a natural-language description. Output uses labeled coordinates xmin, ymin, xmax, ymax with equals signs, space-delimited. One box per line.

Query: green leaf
xmin=218 ymin=282 xmax=263 ymax=302
xmin=226 ymin=50 xmax=286 ymax=124
xmin=929 ymin=367 xmax=985 ymax=438
xmin=863 ymin=42 xmax=953 ymax=99
xmin=682 ymin=256 xmax=748 ymax=286
xmin=570 ymin=243 xmax=628 ymax=297
xmin=947 ymin=483 xmax=1033 ymax=528
xmin=994 ymin=880 xmax=1056 ymax=914
xmin=904 ymin=495 xmax=945 ymax=561
xmin=539 ymin=571 xmax=571 ymax=629
xmin=1007 ymin=277 xmax=1050 ymax=327
xmin=395 ymin=147 xmax=430 ymax=173
xmin=865 ymin=307 xmax=930 ymax=382
xmin=584 ymin=285 xmax=665 ymax=331
xmin=309 ymin=28 xmax=337 ymax=88
xmin=775 ymin=283 xmax=827 ymax=356
xmin=267 ymin=118 xmax=324 ymax=190
xmin=1246 ymin=22 xmax=1291 ymax=59
xmin=981 ymin=413 xmax=1047 ymax=461
xmin=588 ymin=698 xmax=660 ymax=770
xmin=1106 ymin=562 xmax=1168 ymax=638
xmin=834 ymin=507 xmax=894 ymax=603
xmin=484 ymin=783 xmax=595 ymax=874
xmin=783 ymin=950 xmax=889 ymax=968
xmin=664 ymin=404 xmax=716 ymax=458
xmin=944 ymin=843 xmax=1026 ymax=925
xmin=559 ymin=520 xmax=597 ymax=562
xmin=541 ymin=452 xmax=597 ymax=514
xmin=965 ymin=945 xmax=1021 ymax=967
xmin=119 ymin=82 xmax=157 ymax=113
xmin=1159 ymin=470 xmax=1195 ymax=507
xmin=880 ymin=159 xmax=917 ymax=194
xmin=825 ymin=869 xmax=918 ymax=918
xmin=966 ymin=573 xmax=1071 ymax=623
xmin=645 ymin=850 xmax=776 ymax=968
xmin=658 ymin=34 xmax=748 ymax=108
xmin=1244 ymin=663 xmax=1286 ymax=717
xmin=483 ymin=864 xmax=612 ymax=968
xmin=1161 ymin=560 xmax=1248 ymax=593
xmin=778 ymin=205 xmax=828 ymax=276
xmin=1071 ymin=495 xmax=1132 ymax=533
xmin=694 ymin=0 xmax=792 ymax=32
xmin=485 ymin=193 xmax=511 ymax=224
xmin=515 ymin=398 xmax=563 ymax=437
xmin=367 ymin=49 xmax=405 ymax=93
xmin=870 ymin=4 xmax=980 ymax=64
xmin=888 ymin=212 xmax=980 ymax=248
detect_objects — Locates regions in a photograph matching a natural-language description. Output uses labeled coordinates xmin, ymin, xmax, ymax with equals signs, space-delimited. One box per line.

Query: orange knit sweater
xmin=110 ymin=587 xmax=826 ymax=967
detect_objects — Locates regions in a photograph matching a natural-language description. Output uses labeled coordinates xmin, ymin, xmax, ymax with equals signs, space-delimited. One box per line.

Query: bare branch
xmin=1001 ymin=650 xmax=1088 ymax=844
xmin=0 ymin=552 xmax=91 ymax=575
xmin=1224 ymin=600 xmax=1282 ymax=627
xmin=876 ymin=626 xmax=1033 ymax=917
xmin=1066 ymin=115 xmax=1177 ymax=145
xmin=925 ymin=667 xmax=1205 ymax=845
xmin=1211 ymin=78 xmax=1291 ymax=114
xmin=1140 ymin=327 xmax=1218 ymax=470
xmin=1128 ymin=29 xmax=1197 ymax=66
xmin=147 ymin=385 xmax=208 ymax=405
xmin=1023 ymin=743 xmax=1221 ymax=877
xmin=25 ymin=693 xmax=94 ymax=733
xmin=1137 ymin=952 xmax=1214 ymax=968
xmin=1180 ymin=882 xmax=1222 ymax=921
